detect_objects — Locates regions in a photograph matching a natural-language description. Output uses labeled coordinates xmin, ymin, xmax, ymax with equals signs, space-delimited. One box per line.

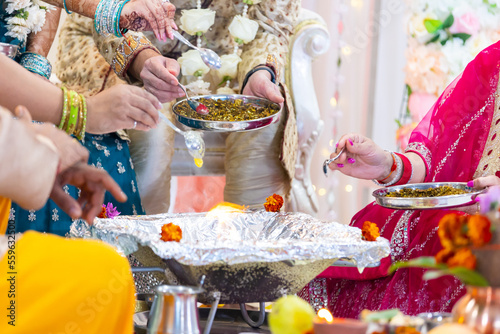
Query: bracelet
xmin=75 ymin=94 xmax=87 ymax=140
xmin=66 ymin=90 xmax=80 ymax=135
xmin=19 ymin=52 xmax=52 ymax=80
xmin=240 ymin=66 xmax=276 ymax=93
xmin=95 ymin=0 xmax=130 ymax=37
xmin=58 ymin=87 xmax=69 ymax=129
xmin=372 ymin=152 xmax=403 ymax=187
xmin=63 ymin=0 xmax=72 ymax=14
xmin=114 ymin=0 xmax=130 ymax=37
xmin=394 ymin=153 xmax=413 ymax=186
xmin=377 ymin=152 xmax=397 ymax=182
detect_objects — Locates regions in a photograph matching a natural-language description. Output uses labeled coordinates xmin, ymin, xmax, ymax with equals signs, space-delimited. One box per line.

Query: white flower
xmin=25 ymin=5 xmax=46 ymax=33
xmin=228 ymin=15 xmax=259 ymax=44
xmin=216 ymin=86 xmax=237 ymax=95
xmin=178 ymin=50 xmax=210 ymax=77
xmin=5 ymin=22 xmax=30 ymax=42
xmin=216 ymin=54 xmax=242 ymax=81
xmin=179 ymin=8 xmax=215 ymax=35
xmin=5 ymin=0 xmax=31 ymax=14
xmin=184 ymin=80 xmax=211 ymax=96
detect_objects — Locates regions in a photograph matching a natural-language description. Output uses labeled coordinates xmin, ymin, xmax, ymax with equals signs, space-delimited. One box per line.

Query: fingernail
xmin=348 ymin=158 xmax=356 ymax=164
xmin=69 ymin=207 xmax=80 ymax=218
xmin=337 ymin=163 xmax=344 ymax=168
xmin=158 ymin=102 xmax=163 ymax=109
xmin=336 ymin=142 xmax=339 ymax=148
xmin=474 ymin=197 xmax=480 ymax=202
xmin=348 ymin=139 xmax=354 ymax=146
xmin=467 ymin=180 xmax=474 ymax=187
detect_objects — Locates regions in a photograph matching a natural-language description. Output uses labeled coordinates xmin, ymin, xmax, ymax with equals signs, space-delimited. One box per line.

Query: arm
xmin=25 ymin=7 xmax=62 ymax=57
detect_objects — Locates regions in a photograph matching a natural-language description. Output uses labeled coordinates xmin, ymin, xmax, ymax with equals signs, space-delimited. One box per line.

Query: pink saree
xmin=299 ymin=41 xmax=500 ymax=318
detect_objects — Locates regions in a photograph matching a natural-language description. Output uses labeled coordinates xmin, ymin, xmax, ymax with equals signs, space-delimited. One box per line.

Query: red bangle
xmin=378 ymin=153 xmax=397 ymax=182
xmin=394 ymin=153 xmax=413 ymax=185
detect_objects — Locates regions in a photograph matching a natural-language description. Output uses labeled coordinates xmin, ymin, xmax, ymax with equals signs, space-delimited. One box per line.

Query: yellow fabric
xmin=0 ymin=231 xmax=135 ymax=333
xmin=0 ymin=196 xmax=11 ymax=234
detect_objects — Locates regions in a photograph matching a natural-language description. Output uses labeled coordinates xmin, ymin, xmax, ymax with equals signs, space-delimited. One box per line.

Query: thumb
xmin=14 ymin=105 xmax=33 ymax=123
xmin=265 ymin=82 xmax=284 ymax=104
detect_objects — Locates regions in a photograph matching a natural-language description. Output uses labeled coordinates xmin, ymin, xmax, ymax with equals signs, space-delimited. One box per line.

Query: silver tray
xmin=172 ymin=94 xmax=281 ymax=132
xmin=0 ymin=42 xmax=19 ymax=59
xmin=373 ymin=182 xmax=483 ymax=210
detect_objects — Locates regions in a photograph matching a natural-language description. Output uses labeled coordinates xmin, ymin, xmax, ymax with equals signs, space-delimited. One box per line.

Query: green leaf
xmin=395 ymin=119 xmax=402 ymax=128
xmin=337 ymin=57 xmax=342 ymax=67
xmin=449 ymin=267 xmax=490 ymax=287
xmin=193 ymin=70 xmax=204 ymax=77
xmin=218 ymin=76 xmax=233 ymax=87
xmin=425 ymin=33 xmax=440 ymax=45
xmin=442 ymin=14 xmax=454 ymax=29
xmin=452 ymin=33 xmax=471 ymax=44
xmin=388 ymin=257 xmax=443 ymax=274
xmin=424 ymin=19 xmax=442 ymax=33
xmin=406 ymin=84 xmax=412 ymax=97
xmin=363 ymin=309 xmax=400 ymax=322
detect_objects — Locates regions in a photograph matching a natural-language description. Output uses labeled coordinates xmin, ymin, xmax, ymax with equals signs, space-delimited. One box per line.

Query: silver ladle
xmin=158 ymin=112 xmax=205 ymax=161
xmin=172 ymin=30 xmax=221 ymax=70
xmin=178 ymin=83 xmax=209 ymax=114
xmin=322 ymin=147 xmax=345 ymax=177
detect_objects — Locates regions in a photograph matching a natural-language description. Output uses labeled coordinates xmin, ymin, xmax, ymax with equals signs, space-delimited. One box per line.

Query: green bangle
xmin=66 ymin=90 xmax=79 ymax=135
xmin=58 ymin=87 xmax=69 ymax=129
xmin=63 ymin=0 xmax=72 ymax=14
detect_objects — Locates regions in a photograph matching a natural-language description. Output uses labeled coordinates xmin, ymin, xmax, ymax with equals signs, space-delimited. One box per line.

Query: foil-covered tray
xmin=172 ymin=94 xmax=281 ymax=132
xmin=0 ymin=42 xmax=19 ymax=59
xmin=373 ymin=182 xmax=483 ymax=210
xmin=71 ymin=211 xmax=390 ymax=303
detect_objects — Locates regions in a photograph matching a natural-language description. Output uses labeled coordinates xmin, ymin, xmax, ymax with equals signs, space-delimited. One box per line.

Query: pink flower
xmin=396 ymin=122 xmax=418 ymax=151
xmin=449 ymin=12 xmax=480 ymax=36
xmin=408 ymin=92 xmax=437 ymax=123
xmin=104 ymin=203 xmax=120 ymax=219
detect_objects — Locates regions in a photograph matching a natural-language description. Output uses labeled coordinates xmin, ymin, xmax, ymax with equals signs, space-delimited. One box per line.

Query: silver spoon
xmin=172 ymin=30 xmax=221 ymax=70
xmin=158 ymin=112 xmax=205 ymax=161
xmin=323 ymin=147 xmax=345 ymax=177
xmin=178 ymin=83 xmax=209 ymax=114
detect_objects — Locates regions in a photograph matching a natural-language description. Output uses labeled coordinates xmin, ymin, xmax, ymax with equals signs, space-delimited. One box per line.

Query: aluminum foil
xmin=70 ymin=210 xmax=390 ymax=270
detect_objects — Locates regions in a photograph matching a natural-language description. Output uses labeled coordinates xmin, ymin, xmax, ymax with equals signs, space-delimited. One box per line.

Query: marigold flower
xmin=435 ymin=248 xmax=455 ymax=265
xmin=361 ymin=221 xmax=380 ymax=241
xmin=395 ymin=326 xmax=420 ymax=334
xmin=98 ymin=206 xmax=107 ymax=219
xmin=97 ymin=203 xmax=120 ymax=219
xmin=264 ymin=194 xmax=284 ymax=212
xmin=446 ymin=248 xmax=477 ymax=270
xmin=467 ymin=214 xmax=492 ymax=247
xmin=438 ymin=213 xmax=469 ymax=249
xmin=160 ymin=223 xmax=183 ymax=242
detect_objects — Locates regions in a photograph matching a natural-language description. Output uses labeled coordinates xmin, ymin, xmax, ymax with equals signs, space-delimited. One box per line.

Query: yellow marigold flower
xmin=97 ymin=206 xmax=107 ymax=219
xmin=362 ymin=221 xmax=380 ymax=241
xmin=435 ymin=247 xmax=455 ymax=265
xmin=160 ymin=222 xmax=183 ymax=242
xmin=395 ymin=326 xmax=420 ymax=334
xmin=467 ymin=214 xmax=492 ymax=247
xmin=446 ymin=248 xmax=476 ymax=270
xmin=438 ymin=213 xmax=469 ymax=250
xmin=264 ymin=194 xmax=284 ymax=212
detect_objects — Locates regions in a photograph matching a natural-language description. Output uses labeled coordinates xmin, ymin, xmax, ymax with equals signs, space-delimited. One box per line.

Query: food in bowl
xmin=384 ymin=185 xmax=469 ymax=198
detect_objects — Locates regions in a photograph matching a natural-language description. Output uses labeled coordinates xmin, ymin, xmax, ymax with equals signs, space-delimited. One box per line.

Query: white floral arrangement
xmin=4 ymin=0 xmax=54 ymax=44
xmin=397 ymin=0 xmax=500 ymax=150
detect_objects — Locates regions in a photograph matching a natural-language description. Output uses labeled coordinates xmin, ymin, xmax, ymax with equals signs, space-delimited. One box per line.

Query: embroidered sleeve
xmin=405 ymin=142 xmax=432 ymax=178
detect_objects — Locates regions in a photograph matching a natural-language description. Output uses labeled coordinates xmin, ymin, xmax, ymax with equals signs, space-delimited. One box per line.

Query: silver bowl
xmin=373 ymin=182 xmax=483 ymax=210
xmin=0 ymin=43 xmax=19 ymax=59
xmin=172 ymin=94 xmax=281 ymax=132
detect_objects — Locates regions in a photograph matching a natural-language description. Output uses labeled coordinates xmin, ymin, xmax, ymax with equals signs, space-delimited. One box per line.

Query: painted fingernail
xmin=336 ymin=142 xmax=339 ymax=148
xmin=337 ymin=163 xmax=344 ymax=168
xmin=467 ymin=180 xmax=474 ymax=187
xmin=348 ymin=158 xmax=356 ymax=164
xmin=348 ymin=139 xmax=354 ymax=146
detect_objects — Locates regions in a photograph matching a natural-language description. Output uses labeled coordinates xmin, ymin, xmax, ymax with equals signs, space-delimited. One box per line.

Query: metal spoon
xmin=173 ymin=30 xmax=221 ymax=70
xmin=322 ymin=147 xmax=345 ymax=177
xmin=158 ymin=112 xmax=205 ymax=161
xmin=178 ymin=83 xmax=209 ymax=114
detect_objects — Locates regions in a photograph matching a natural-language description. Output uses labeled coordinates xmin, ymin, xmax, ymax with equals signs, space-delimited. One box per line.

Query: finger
xmin=147 ymin=86 xmax=184 ymax=103
xmin=472 ymin=176 xmax=500 ymax=189
xmin=83 ymin=168 xmax=127 ymax=203
xmin=264 ymin=82 xmax=284 ymax=104
xmin=81 ymin=185 xmax=106 ymax=223
xmin=149 ymin=58 xmax=180 ymax=85
xmin=14 ymin=105 xmax=32 ymax=123
xmin=146 ymin=2 xmax=164 ymax=41
xmin=50 ymin=185 xmax=83 ymax=219
xmin=142 ymin=69 xmax=180 ymax=92
xmin=127 ymin=117 xmax=151 ymax=131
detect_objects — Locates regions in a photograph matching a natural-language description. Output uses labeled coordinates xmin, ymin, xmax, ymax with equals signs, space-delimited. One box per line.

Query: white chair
xmin=170 ymin=9 xmax=330 ymax=216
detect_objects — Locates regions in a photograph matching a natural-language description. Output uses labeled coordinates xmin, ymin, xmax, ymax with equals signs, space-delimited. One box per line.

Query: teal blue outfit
xmin=1 ymin=4 xmax=145 ymax=236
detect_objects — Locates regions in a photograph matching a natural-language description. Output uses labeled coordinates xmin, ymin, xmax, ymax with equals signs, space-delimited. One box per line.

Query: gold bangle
xmin=58 ymin=86 xmax=69 ymax=129
xmin=77 ymin=94 xmax=87 ymax=140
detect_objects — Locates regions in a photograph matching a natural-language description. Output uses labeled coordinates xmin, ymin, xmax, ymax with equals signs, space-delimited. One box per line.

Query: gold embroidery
xmin=111 ymin=35 xmax=160 ymax=78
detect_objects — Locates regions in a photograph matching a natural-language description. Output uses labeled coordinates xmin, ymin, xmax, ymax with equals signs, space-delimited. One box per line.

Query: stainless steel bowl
xmin=417 ymin=312 xmax=452 ymax=333
xmin=172 ymin=94 xmax=281 ymax=132
xmin=0 ymin=43 xmax=19 ymax=59
xmin=372 ymin=182 xmax=483 ymax=210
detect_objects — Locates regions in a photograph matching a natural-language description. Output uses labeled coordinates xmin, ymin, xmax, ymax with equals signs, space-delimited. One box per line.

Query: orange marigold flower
xmin=438 ymin=213 xmax=469 ymax=250
xmin=98 ymin=206 xmax=107 ymax=219
xmin=395 ymin=327 xmax=420 ymax=334
xmin=160 ymin=223 xmax=182 ymax=242
xmin=467 ymin=214 xmax=492 ymax=247
xmin=435 ymin=248 xmax=455 ymax=265
xmin=446 ymin=248 xmax=477 ymax=270
xmin=361 ymin=221 xmax=380 ymax=241
xmin=264 ymin=194 xmax=284 ymax=212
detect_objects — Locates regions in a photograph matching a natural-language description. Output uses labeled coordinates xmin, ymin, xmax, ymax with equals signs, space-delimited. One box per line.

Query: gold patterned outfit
xmin=55 ymin=0 xmax=300 ymax=212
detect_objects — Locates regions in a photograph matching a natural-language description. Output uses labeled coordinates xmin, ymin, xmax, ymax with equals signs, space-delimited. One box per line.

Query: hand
xmin=140 ymin=55 xmax=184 ymax=103
xmin=242 ymin=69 xmax=284 ymax=104
xmin=86 ymin=84 xmax=162 ymax=134
xmin=50 ymin=162 xmax=127 ymax=223
xmin=120 ymin=0 xmax=177 ymax=42
xmin=14 ymin=105 xmax=89 ymax=173
xmin=469 ymin=176 xmax=500 ymax=190
xmin=327 ymin=133 xmax=393 ymax=180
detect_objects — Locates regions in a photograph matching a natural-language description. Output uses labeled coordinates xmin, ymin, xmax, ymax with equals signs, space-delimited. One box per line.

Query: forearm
xmin=380 ymin=152 xmax=426 ymax=185
xmin=128 ymin=48 xmax=161 ymax=81
xmin=26 ymin=8 xmax=62 ymax=57
xmin=0 ymin=55 xmax=63 ymax=124
xmin=43 ymin=0 xmax=97 ymax=19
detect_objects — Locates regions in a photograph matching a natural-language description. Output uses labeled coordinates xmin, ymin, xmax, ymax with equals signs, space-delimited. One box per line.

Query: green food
xmin=384 ymin=185 xmax=469 ymax=198
xmin=175 ymin=98 xmax=279 ymax=121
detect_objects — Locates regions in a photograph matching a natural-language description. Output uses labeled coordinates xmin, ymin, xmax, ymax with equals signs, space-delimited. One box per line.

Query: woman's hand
xmin=120 ymin=0 xmax=177 ymax=42
xmin=242 ymin=70 xmax=284 ymax=104
xmin=140 ymin=55 xmax=184 ymax=103
xmin=86 ymin=84 xmax=162 ymax=134
xmin=50 ymin=162 xmax=127 ymax=223
xmin=327 ymin=133 xmax=393 ymax=180
xmin=469 ymin=176 xmax=500 ymax=190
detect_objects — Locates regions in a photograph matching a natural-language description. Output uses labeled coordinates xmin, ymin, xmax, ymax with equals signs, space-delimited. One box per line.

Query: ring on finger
xmin=132 ymin=121 xmax=137 ymax=129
